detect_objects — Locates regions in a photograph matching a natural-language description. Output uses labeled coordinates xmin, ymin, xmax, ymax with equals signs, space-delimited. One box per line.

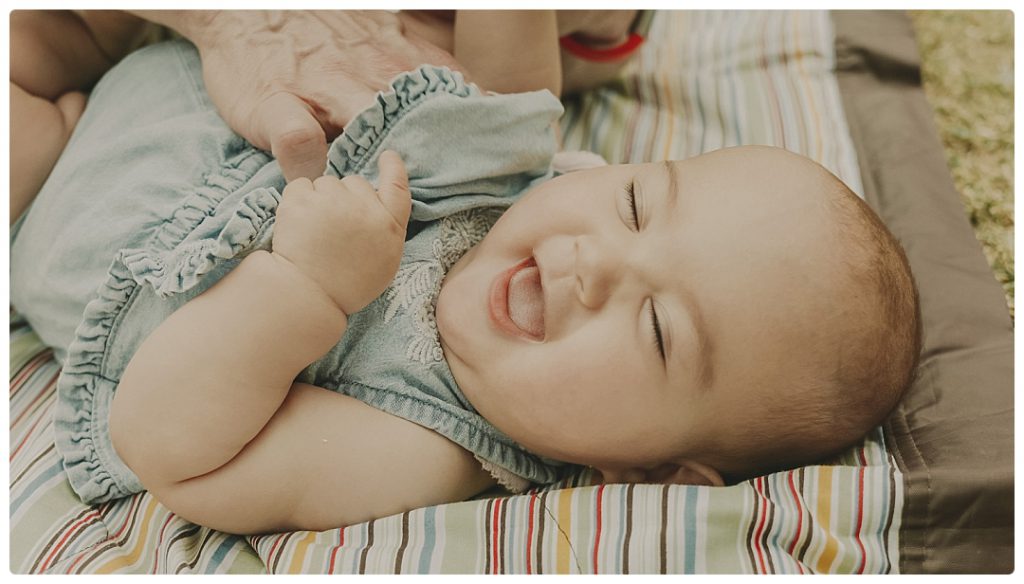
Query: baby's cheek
xmin=549 ymin=335 xmax=637 ymax=393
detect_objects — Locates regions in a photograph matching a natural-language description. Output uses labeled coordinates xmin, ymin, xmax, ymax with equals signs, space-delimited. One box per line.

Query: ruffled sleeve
xmin=326 ymin=66 xmax=564 ymax=223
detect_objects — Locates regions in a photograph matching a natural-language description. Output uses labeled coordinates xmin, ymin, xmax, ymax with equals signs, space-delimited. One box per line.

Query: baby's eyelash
xmin=649 ymin=300 xmax=666 ymax=361
xmin=625 ymin=182 xmax=639 ymax=230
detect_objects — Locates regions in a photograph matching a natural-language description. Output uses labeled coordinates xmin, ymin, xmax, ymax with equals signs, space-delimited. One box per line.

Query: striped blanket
xmin=8 ymin=10 xmax=901 ymax=574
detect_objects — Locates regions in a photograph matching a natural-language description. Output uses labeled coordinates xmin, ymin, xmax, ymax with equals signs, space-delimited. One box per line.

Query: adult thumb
xmin=253 ymin=92 xmax=329 ymax=181
xmin=377 ymin=150 xmax=411 ymax=227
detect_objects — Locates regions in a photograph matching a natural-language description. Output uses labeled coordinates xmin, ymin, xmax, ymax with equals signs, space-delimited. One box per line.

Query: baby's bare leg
xmin=10 ymin=84 xmax=85 ymax=223
xmin=9 ymin=10 xmax=151 ymax=224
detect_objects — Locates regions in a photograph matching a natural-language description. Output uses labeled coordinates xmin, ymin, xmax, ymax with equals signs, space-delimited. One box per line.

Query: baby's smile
xmin=435 ymin=146 xmax=916 ymax=484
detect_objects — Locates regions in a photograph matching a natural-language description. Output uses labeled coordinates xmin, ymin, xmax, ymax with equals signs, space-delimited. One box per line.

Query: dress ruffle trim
xmin=327 ymin=65 xmax=478 ymax=178
xmin=475 ymin=456 xmax=532 ymax=493
xmin=54 ymin=148 xmax=273 ymax=504
xmin=121 ymin=187 xmax=279 ymax=297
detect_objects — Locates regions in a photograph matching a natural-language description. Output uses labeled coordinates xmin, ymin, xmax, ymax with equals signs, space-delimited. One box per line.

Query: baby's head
xmin=436 ymin=145 xmax=920 ymax=485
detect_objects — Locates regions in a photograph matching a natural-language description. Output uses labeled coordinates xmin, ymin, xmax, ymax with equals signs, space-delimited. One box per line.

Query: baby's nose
xmin=574 ymin=234 xmax=628 ymax=309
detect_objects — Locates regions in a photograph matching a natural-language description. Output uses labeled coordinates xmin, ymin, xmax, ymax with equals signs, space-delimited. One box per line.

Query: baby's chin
xmin=434 ymin=241 xmax=492 ymax=392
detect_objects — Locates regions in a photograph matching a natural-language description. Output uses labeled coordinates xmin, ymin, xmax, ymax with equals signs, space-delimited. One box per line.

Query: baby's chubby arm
xmin=114 ymin=153 xmax=496 ymax=533
xmin=111 ymin=153 xmax=413 ymax=513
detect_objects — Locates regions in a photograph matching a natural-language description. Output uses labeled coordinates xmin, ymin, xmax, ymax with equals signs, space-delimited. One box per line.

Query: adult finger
xmin=376 ymin=150 xmax=411 ymax=227
xmin=253 ymin=92 xmax=329 ymax=182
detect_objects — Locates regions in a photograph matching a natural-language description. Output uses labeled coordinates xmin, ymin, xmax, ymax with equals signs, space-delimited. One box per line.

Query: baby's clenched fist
xmin=272 ymin=150 xmax=412 ymax=316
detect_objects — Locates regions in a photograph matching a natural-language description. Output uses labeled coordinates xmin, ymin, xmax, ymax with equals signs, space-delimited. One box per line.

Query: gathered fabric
xmin=10 ymin=39 xmax=573 ymax=504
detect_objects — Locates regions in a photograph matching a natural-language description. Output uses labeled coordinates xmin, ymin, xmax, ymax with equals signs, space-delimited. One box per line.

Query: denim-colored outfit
xmin=10 ymin=40 xmax=572 ymax=504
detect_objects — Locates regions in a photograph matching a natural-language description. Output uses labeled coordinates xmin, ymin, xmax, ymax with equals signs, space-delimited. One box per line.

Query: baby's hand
xmin=272 ymin=150 xmax=411 ymax=315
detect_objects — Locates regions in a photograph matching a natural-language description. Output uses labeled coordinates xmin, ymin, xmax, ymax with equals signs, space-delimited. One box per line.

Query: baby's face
xmin=436 ymin=146 xmax=846 ymax=476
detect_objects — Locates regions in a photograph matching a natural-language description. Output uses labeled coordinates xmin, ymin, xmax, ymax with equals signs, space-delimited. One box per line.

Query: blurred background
xmin=908 ymin=11 xmax=1014 ymax=318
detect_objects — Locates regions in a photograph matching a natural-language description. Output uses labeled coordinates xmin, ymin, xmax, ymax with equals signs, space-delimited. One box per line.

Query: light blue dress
xmin=10 ymin=40 xmax=573 ymax=504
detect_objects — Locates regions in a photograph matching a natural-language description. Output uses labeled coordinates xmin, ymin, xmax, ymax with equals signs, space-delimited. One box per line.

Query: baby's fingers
xmin=283 ymin=176 xmax=314 ymax=196
xmin=376 ymin=150 xmax=411 ymax=228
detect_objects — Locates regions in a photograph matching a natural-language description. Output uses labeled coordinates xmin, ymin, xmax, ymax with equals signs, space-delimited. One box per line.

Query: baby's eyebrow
xmin=662 ymin=160 xmax=680 ymax=210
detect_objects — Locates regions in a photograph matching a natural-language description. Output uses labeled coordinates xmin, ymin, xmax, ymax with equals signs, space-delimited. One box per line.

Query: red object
xmin=559 ymin=32 xmax=645 ymax=62
xmin=492 ymin=498 xmax=501 ymax=573
xmin=592 ymin=484 xmax=605 ymax=574
xmin=526 ymin=492 xmax=537 ymax=574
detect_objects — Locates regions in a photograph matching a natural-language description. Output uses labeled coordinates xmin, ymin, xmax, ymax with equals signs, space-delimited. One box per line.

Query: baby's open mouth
xmin=508 ymin=258 xmax=545 ymax=338
xmin=490 ymin=257 xmax=545 ymax=341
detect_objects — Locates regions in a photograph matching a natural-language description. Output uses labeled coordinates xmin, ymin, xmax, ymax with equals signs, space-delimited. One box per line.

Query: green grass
xmin=908 ymin=10 xmax=1014 ymax=318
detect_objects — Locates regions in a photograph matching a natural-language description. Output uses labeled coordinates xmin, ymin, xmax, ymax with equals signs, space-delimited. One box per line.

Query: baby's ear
xmin=597 ymin=461 xmax=724 ymax=487
xmin=653 ymin=461 xmax=725 ymax=487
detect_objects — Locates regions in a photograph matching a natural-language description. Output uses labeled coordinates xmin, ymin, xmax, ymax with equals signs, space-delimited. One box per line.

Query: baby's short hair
xmin=718 ymin=170 xmax=922 ymax=483
xmin=823 ymin=177 xmax=922 ymax=440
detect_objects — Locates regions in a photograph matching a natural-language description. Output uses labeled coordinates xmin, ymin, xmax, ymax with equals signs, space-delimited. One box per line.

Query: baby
xmin=10 ymin=23 xmax=919 ymax=536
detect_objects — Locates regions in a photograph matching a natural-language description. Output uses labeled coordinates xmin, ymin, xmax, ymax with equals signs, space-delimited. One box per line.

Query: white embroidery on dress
xmin=382 ymin=207 xmax=505 ymax=364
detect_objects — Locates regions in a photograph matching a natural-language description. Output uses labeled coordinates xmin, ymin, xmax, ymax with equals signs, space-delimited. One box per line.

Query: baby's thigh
xmin=8 ymin=85 xmax=83 ymax=223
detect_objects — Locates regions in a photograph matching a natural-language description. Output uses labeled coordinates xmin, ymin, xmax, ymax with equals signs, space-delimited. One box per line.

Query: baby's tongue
xmin=508 ymin=265 xmax=544 ymax=338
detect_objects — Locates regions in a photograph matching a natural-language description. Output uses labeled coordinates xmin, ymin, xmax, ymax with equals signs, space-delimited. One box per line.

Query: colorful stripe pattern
xmin=9 ymin=10 xmax=899 ymax=574
xmin=561 ymin=10 xmax=864 ymax=194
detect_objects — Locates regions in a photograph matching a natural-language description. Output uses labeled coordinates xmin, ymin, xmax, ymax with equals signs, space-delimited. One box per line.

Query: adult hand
xmin=145 ymin=10 xmax=462 ymax=181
